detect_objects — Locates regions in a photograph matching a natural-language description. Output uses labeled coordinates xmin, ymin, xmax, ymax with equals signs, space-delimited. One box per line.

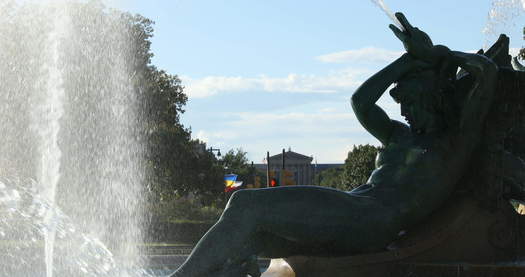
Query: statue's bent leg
xmin=171 ymin=186 xmax=400 ymax=277
xmin=171 ymin=189 xmax=268 ymax=277
xmin=173 ymin=190 xmax=257 ymax=277
xmin=250 ymin=186 xmax=401 ymax=256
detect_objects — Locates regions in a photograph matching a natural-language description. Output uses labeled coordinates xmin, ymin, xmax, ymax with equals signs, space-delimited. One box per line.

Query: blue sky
xmin=114 ymin=0 xmax=525 ymax=163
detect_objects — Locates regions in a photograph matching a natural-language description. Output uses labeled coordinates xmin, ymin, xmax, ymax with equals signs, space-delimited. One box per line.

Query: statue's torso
xmin=356 ymin=126 xmax=475 ymax=226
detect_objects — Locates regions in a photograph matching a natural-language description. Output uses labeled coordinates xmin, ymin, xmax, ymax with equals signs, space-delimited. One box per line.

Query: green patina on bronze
xmin=170 ymin=13 xmax=512 ymax=277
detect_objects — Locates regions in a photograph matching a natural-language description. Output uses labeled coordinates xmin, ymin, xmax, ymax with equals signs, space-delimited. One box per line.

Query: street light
xmin=208 ymin=147 xmax=221 ymax=157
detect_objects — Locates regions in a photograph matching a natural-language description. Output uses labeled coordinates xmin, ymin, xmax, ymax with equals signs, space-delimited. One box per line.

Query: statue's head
xmin=390 ymin=68 xmax=458 ymax=134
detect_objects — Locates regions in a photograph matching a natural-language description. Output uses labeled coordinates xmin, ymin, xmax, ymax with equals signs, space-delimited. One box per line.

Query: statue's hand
xmin=400 ymin=53 xmax=432 ymax=72
xmin=389 ymin=13 xmax=436 ymax=63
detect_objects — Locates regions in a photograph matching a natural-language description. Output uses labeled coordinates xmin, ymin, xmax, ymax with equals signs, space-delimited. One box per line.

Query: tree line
xmin=124 ymin=8 xmax=380 ymax=204
xmin=64 ymin=3 xmax=382 ymax=221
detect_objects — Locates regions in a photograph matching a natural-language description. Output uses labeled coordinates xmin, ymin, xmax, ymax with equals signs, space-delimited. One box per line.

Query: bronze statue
xmin=170 ymin=13 xmax=497 ymax=277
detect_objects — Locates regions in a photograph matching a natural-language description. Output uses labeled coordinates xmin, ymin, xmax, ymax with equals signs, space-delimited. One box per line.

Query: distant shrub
xmin=149 ymin=195 xmax=223 ymax=223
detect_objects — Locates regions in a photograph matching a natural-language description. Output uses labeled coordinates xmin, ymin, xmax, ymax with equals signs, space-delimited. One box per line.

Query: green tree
xmin=313 ymin=166 xmax=345 ymax=190
xmin=313 ymin=144 xmax=379 ymax=191
xmin=118 ymin=10 xmax=225 ymax=201
xmin=221 ymin=148 xmax=254 ymax=186
xmin=341 ymin=144 xmax=380 ymax=190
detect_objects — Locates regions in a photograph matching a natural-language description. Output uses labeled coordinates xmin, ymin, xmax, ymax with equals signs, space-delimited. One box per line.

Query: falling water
xmin=0 ymin=1 xmax=149 ymax=276
xmin=483 ymin=0 xmax=525 ymax=48
xmin=35 ymin=6 xmax=69 ymax=277
xmin=369 ymin=0 xmax=404 ymax=31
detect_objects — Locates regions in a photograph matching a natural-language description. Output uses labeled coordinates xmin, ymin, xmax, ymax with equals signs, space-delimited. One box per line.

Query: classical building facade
xmin=254 ymin=149 xmax=343 ymax=186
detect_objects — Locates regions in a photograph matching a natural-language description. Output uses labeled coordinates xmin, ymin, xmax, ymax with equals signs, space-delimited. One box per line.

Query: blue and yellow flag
xmin=225 ymin=174 xmax=243 ymax=192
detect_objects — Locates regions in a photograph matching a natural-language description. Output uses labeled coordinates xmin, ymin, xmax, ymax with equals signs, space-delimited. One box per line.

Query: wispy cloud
xmin=191 ymin=89 xmax=402 ymax=162
xmin=197 ymin=105 xmax=395 ymax=162
xmin=229 ymin=111 xmax=356 ymax=130
xmin=227 ymin=95 xmax=400 ymax=132
xmin=180 ymin=47 xmax=406 ymax=99
xmin=195 ymin=130 xmax=239 ymax=143
xmin=182 ymin=46 xmax=407 ymax=161
xmin=181 ymin=76 xmax=255 ymax=98
xmin=181 ymin=69 xmax=371 ymax=98
xmin=194 ymin=109 xmax=360 ymax=162
xmin=316 ymin=47 xmax=403 ymax=64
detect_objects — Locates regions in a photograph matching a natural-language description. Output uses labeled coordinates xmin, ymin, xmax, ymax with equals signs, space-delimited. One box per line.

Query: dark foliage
xmin=314 ymin=144 xmax=380 ymax=191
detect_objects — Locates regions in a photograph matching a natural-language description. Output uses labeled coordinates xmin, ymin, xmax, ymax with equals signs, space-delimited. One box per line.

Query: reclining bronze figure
xmin=171 ymin=13 xmax=499 ymax=277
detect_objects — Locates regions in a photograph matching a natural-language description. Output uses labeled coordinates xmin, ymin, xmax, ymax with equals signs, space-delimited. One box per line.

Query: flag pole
xmin=266 ymin=151 xmax=270 ymax=188
xmin=281 ymin=148 xmax=285 ymax=186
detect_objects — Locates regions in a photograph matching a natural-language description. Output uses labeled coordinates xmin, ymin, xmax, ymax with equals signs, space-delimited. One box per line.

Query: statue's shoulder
xmin=387 ymin=120 xmax=410 ymax=144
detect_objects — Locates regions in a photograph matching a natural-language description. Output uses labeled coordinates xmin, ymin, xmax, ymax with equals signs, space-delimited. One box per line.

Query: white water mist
xmin=0 ymin=1 xmax=148 ymax=276
xmin=369 ymin=0 xmax=404 ymax=31
xmin=483 ymin=0 xmax=525 ymax=48
xmin=36 ymin=6 xmax=69 ymax=277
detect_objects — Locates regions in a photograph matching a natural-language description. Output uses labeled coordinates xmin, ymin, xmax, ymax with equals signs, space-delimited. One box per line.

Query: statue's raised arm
xmin=351 ymin=52 xmax=426 ymax=145
xmin=449 ymin=51 xmax=498 ymax=132
xmin=389 ymin=13 xmax=498 ymax=135
xmin=351 ymin=13 xmax=437 ymax=145
xmin=353 ymin=12 xmax=497 ymax=146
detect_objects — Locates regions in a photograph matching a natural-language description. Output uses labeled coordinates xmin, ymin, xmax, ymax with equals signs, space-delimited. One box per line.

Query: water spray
xmin=369 ymin=0 xmax=404 ymax=31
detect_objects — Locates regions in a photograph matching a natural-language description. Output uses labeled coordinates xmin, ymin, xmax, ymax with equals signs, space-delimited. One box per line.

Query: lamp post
xmin=208 ymin=147 xmax=226 ymax=201
xmin=208 ymin=147 xmax=221 ymax=158
xmin=208 ymin=147 xmax=223 ymax=173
